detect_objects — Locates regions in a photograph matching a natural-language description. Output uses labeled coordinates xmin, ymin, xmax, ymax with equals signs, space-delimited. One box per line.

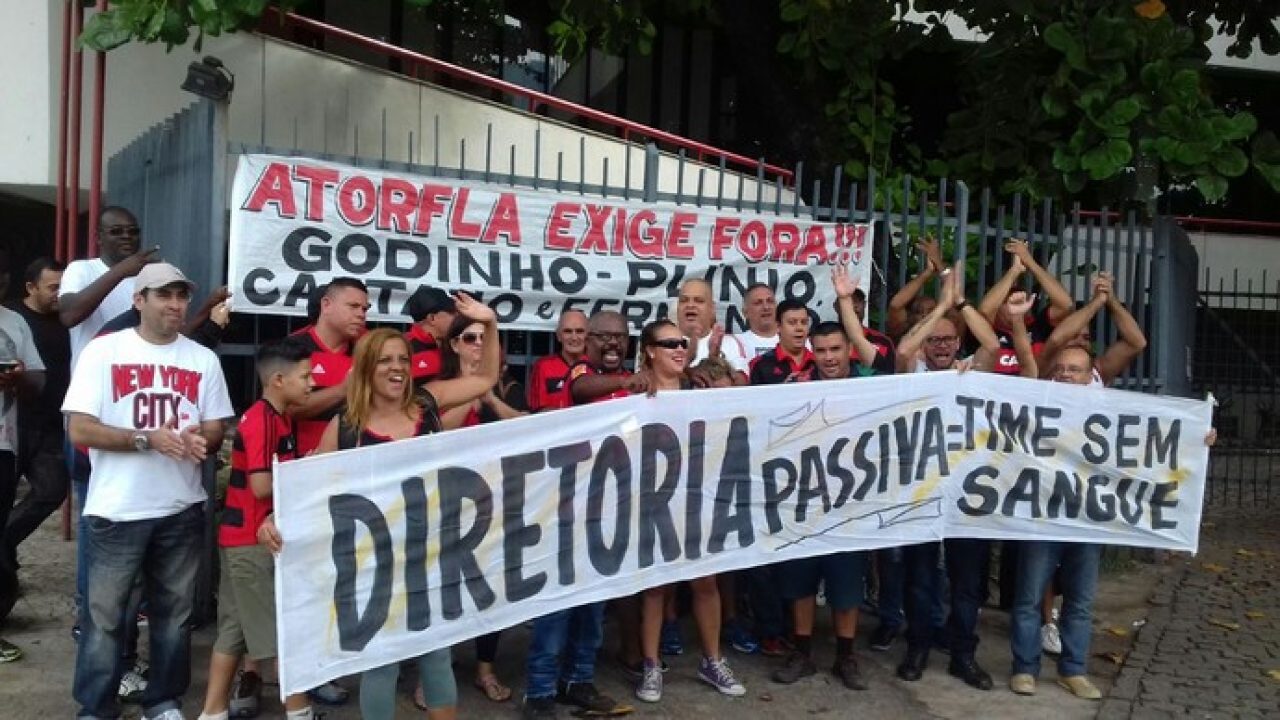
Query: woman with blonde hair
xmin=315 ymin=292 xmax=499 ymax=720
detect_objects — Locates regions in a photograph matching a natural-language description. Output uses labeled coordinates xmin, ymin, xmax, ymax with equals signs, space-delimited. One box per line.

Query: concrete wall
xmin=3 ymin=8 xmax=790 ymax=208
xmin=0 ymin=0 xmax=60 ymax=188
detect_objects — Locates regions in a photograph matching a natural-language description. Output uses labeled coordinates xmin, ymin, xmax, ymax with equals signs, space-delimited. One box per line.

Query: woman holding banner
xmin=633 ymin=319 xmax=747 ymax=704
xmin=313 ymin=293 xmax=500 ymax=720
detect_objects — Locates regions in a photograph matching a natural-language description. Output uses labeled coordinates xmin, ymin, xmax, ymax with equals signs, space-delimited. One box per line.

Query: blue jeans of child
xmin=524 ymin=603 xmax=606 ymax=700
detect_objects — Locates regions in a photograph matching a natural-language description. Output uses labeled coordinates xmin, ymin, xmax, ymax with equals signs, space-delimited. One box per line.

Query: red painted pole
xmin=88 ymin=0 xmax=108 ymax=259
xmin=67 ymin=1 xmax=84 ymax=261
xmin=54 ymin=1 xmax=72 ymax=263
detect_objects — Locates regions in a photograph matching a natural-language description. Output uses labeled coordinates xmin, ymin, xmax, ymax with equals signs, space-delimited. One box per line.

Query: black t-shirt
xmin=7 ymin=302 xmax=70 ymax=431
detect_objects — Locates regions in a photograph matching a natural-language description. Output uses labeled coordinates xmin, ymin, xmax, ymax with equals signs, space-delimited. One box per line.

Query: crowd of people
xmin=0 ymin=208 xmax=1216 ymax=720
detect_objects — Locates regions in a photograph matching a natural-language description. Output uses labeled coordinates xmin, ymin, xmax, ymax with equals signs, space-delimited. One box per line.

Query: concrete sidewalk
xmin=1 ymin=520 xmax=1154 ymax=719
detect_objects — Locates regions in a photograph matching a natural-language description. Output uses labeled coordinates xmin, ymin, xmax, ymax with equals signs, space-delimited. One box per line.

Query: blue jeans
xmin=905 ymin=539 xmax=989 ymax=659
xmin=524 ymin=603 xmax=605 ymax=700
xmin=1011 ymin=541 xmax=1101 ymax=678
xmin=73 ymin=503 xmax=204 ymax=719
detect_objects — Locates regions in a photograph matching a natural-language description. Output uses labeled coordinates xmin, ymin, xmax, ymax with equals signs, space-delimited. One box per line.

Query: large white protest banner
xmin=273 ymin=372 xmax=1212 ymax=694
xmin=227 ymin=153 xmax=872 ymax=332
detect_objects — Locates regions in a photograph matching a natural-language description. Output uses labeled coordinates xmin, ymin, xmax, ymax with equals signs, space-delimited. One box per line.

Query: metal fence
xmin=1196 ymin=265 xmax=1280 ymax=507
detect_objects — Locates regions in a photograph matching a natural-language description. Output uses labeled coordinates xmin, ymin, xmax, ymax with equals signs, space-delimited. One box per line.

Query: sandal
xmin=474 ymin=673 xmax=512 ymax=703
xmin=0 ymin=639 xmax=22 ymax=663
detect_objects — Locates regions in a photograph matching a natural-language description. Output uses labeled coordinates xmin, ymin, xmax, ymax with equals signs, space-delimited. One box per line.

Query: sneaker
xmin=659 ymin=620 xmax=683 ymax=656
xmin=771 ymin=650 xmax=816 ymax=684
xmin=1057 ymin=675 xmax=1101 ymax=700
xmin=619 ymin=657 xmax=668 ymax=680
xmin=698 ymin=656 xmax=746 ymax=697
xmin=724 ymin=623 xmax=760 ymax=655
xmin=759 ymin=636 xmax=789 ymax=658
xmin=869 ymin=624 xmax=897 ymax=652
xmin=1040 ymin=622 xmax=1062 ymax=655
xmin=136 ymin=611 xmax=149 ymax=628
xmin=307 ymin=681 xmax=349 ymax=705
xmin=229 ymin=670 xmax=262 ymax=718
xmin=556 ymin=681 xmax=624 ymax=714
xmin=118 ymin=659 xmax=149 ymax=703
xmin=151 ymin=709 xmax=186 ymax=720
xmin=832 ymin=654 xmax=868 ymax=691
xmin=522 ymin=695 xmax=557 ymax=719
xmin=0 ymin=638 xmax=21 ymax=663
xmin=1010 ymin=673 xmax=1036 ymax=695
xmin=635 ymin=660 xmax=663 ymax=703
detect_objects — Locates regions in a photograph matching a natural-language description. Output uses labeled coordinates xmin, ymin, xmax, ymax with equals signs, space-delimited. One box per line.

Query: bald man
xmin=673 ymin=280 xmax=749 ymax=385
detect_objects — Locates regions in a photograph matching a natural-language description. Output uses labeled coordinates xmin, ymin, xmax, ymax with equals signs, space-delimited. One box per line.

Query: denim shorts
xmin=777 ymin=551 xmax=869 ymax=610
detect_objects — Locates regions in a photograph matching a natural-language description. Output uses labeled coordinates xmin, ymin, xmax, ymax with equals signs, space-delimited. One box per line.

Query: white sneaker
xmin=635 ymin=660 xmax=663 ymax=703
xmin=1041 ymin=622 xmax=1062 ymax=655
xmin=149 ymin=709 xmax=186 ymax=720
xmin=118 ymin=659 xmax=149 ymax=702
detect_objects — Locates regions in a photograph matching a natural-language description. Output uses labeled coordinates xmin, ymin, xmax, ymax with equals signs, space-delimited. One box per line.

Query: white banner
xmin=228 ymin=154 xmax=873 ymax=332
xmin=273 ymin=373 xmax=1212 ymax=695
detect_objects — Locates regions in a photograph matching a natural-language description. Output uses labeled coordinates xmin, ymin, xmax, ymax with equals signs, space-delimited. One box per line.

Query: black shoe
xmin=771 ymin=650 xmax=816 ymax=684
xmin=948 ymin=658 xmax=993 ymax=691
xmin=896 ymin=649 xmax=928 ymax=681
xmin=556 ymin=681 xmax=623 ymax=714
xmin=869 ymin=624 xmax=898 ymax=652
xmin=523 ymin=695 xmax=558 ymax=719
xmin=832 ymin=654 xmax=868 ymax=691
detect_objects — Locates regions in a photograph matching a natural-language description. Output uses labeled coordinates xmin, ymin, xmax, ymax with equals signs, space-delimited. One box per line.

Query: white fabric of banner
xmin=228 ymin=153 xmax=873 ymax=331
xmin=272 ymin=372 xmax=1212 ymax=694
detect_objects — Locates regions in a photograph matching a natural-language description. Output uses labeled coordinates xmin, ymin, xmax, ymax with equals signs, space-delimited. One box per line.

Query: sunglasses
xmin=652 ymin=337 xmax=689 ymax=350
xmin=100 ymin=225 xmax=141 ymax=238
xmin=459 ymin=333 xmax=483 ymax=345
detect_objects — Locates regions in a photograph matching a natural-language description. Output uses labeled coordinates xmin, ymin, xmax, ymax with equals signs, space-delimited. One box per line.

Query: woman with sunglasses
xmin=431 ymin=315 xmax=524 ymax=704
xmin=633 ymin=319 xmax=747 ymax=704
xmin=313 ymin=293 xmax=499 ymax=720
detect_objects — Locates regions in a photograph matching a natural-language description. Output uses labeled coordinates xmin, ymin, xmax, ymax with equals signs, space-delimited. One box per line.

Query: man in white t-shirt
xmin=733 ymin=283 xmax=779 ymax=358
xmin=64 ymin=263 xmax=233 ymax=720
xmin=673 ymin=279 xmax=750 ymax=384
xmin=59 ymin=206 xmax=159 ymax=371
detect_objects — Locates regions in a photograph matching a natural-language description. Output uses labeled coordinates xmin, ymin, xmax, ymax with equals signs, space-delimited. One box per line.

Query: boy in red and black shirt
xmin=199 ymin=337 xmax=316 ymax=720
xmin=749 ymin=299 xmax=816 ymax=385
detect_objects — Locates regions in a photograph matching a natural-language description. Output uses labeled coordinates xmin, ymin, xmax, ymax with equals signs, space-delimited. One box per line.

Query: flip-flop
xmin=473 ymin=674 xmax=512 ymax=703
xmin=570 ymin=705 xmax=634 ymax=718
xmin=0 ymin=639 xmax=22 ymax=663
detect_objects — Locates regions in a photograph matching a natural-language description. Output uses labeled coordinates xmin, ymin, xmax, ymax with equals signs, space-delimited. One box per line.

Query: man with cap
xmin=63 ymin=263 xmax=233 ymax=720
xmin=404 ymin=286 xmax=456 ymax=387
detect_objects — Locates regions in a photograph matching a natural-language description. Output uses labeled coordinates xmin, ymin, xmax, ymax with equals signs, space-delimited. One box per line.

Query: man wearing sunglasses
xmin=59 ymin=207 xmax=159 ymax=372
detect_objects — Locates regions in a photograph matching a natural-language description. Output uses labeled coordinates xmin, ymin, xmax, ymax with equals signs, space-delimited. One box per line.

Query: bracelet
xmin=956 ymin=300 xmax=969 ymax=310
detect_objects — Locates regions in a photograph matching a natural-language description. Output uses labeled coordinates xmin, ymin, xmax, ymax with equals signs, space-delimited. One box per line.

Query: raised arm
xmin=1095 ymin=284 xmax=1148 ymax=385
xmin=424 ymin=293 xmax=500 ymax=410
xmin=954 ymin=266 xmax=1001 ymax=372
xmin=1004 ymin=291 xmax=1039 ymax=378
xmin=1037 ymin=273 xmax=1109 ymax=376
xmin=896 ymin=269 xmax=955 ymax=372
xmin=58 ymin=248 xmax=158 ymax=327
xmin=978 ymin=253 xmax=1025 ymax=324
xmin=888 ymin=236 xmax=943 ymax=337
xmin=1006 ymin=238 xmax=1074 ymax=324
xmin=832 ymin=264 xmax=877 ymax=369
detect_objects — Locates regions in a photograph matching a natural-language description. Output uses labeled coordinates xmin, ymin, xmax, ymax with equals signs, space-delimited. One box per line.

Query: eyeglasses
xmin=588 ymin=331 xmax=627 ymax=343
xmin=651 ymin=337 xmax=689 ymax=350
xmin=925 ymin=335 xmax=958 ymax=346
xmin=100 ymin=225 xmax=141 ymax=238
xmin=459 ymin=333 xmax=483 ymax=345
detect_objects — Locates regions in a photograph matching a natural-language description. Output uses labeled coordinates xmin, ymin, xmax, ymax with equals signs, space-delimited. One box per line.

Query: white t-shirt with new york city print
xmin=62 ymin=328 xmax=233 ymax=521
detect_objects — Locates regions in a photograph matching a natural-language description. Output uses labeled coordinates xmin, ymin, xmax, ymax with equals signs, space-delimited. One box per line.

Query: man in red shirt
xmin=528 ymin=310 xmax=587 ymax=411
xmin=292 ymin=278 xmax=368 ymax=456
xmin=748 ymin=299 xmax=815 ymax=385
xmin=568 ymin=311 xmax=651 ymax=404
xmin=404 ymin=286 xmax=456 ymax=387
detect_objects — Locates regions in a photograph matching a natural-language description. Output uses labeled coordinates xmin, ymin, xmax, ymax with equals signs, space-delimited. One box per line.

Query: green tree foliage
xmin=82 ymin=0 xmax=1279 ymax=204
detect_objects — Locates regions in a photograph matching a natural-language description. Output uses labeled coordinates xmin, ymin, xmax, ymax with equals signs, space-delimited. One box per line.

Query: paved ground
xmin=1097 ymin=505 xmax=1280 ymax=720
xmin=0 ymin=513 xmax=1155 ymax=720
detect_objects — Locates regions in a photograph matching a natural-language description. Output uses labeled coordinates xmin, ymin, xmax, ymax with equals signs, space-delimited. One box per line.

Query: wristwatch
xmin=132 ymin=432 xmax=150 ymax=452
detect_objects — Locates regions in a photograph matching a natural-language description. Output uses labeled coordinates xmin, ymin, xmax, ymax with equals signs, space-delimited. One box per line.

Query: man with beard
xmin=523 ymin=311 xmax=644 ymax=719
xmin=893 ymin=268 xmax=1003 ymax=691
xmin=528 ymin=310 xmax=588 ymax=411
